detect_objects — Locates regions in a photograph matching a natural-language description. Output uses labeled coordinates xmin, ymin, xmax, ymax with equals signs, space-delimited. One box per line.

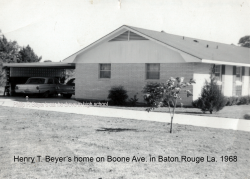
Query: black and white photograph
xmin=0 ymin=0 xmax=250 ymax=178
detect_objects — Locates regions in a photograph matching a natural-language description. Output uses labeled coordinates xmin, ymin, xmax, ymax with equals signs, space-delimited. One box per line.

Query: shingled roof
xmin=128 ymin=26 xmax=250 ymax=65
xmin=63 ymin=25 xmax=250 ymax=66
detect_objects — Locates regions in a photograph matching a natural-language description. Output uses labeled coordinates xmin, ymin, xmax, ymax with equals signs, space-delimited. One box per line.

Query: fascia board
xmin=202 ymin=59 xmax=250 ymax=67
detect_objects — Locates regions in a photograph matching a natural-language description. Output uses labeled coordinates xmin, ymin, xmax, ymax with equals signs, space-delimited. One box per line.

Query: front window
xmin=214 ymin=65 xmax=221 ymax=81
xmin=26 ymin=78 xmax=45 ymax=84
xmin=235 ymin=66 xmax=242 ymax=96
xmin=146 ymin=64 xmax=160 ymax=79
xmin=236 ymin=67 xmax=242 ymax=82
xmin=236 ymin=86 xmax=242 ymax=96
xmin=100 ymin=64 xmax=111 ymax=78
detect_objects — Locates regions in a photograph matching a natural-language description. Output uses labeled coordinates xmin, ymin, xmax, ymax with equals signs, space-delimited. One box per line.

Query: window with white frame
xmin=235 ymin=66 xmax=242 ymax=96
xmin=146 ymin=64 xmax=160 ymax=79
xmin=236 ymin=66 xmax=242 ymax=82
xmin=236 ymin=86 xmax=242 ymax=96
xmin=99 ymin=64 xmax=111 ymax=78
xmin=214 ymin=65 xmax=221 ymax=81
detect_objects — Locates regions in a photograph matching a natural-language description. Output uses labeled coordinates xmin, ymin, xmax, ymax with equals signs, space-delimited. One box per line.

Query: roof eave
xmin=2 ymin=62 xmax=75 ymax=68
xmin=201 ymin=59 xmax=250 ymax=67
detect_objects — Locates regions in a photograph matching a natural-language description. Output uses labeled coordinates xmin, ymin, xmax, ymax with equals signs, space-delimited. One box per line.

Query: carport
xmin=2 ymin=62 xmax=75 ymax=96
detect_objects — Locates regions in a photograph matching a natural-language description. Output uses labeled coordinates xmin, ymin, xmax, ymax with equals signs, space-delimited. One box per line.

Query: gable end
xmin=109 ymin=31 xmax=148 ymax=42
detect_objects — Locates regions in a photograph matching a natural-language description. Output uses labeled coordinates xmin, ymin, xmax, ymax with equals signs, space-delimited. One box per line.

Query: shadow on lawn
xmin=96 ymin=128 xmax=138 ymax=132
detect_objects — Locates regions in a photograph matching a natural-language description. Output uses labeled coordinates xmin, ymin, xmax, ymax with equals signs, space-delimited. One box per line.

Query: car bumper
xmin=60 ymin=92 xmax=75 ymax=95
xmin=15 ymin=90 xmax=41 ymax=94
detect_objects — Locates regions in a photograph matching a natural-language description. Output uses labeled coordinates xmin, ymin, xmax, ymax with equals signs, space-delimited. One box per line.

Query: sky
xmin=0 ymin=0 xmax=249 ymax=62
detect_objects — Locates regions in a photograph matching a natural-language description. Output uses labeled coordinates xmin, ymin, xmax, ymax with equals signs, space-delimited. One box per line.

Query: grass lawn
xmin=0 ymin=106 xmax=250 ymax=179
xmin=101 ymin=105 xmax=250 ymax=119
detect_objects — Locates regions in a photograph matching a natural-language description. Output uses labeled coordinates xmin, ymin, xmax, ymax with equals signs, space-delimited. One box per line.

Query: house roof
xmin=63 ymin=25 xmax=250 ymax=66
xmin=128 ymin=26 xmax=250 ymax=65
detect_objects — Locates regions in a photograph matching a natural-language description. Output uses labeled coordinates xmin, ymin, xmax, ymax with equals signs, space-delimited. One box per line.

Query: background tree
xmin=238 ymin=35 xmax=250 ymax=48
xmin=0 ymin=34 xmax=21 ymax=86
xmin=142 ymin=77 xmax=195 ymax=133
xmin=0 ymin=30 xmax=42 ymax=86
xmin=0 ymin=36 xmax=20 ymax=63
xmin=19 ymin=45 xmax=42 ymax=63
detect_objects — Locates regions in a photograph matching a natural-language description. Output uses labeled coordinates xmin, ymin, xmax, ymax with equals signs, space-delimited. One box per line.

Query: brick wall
xmin=75 ymin=63 xmax=195 ymax=106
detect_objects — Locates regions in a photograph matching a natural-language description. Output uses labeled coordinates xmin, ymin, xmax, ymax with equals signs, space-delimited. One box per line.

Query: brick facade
xmin=75 ymin=63 xmax=250 ymax=106
xmin=76 ymin=63 xmax=196 ymax=106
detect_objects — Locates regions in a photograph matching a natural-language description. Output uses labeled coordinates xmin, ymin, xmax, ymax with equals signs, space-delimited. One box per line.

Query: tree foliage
xmin=0 ymin=36 xmax=20 ymax=63
xmin=0 ymin=30 xmax=42 ymax=86
xmin=238 ymin=35 xmax=250 ymax=48
xmin=0 ymin=34 xmax=20 ymax=85
xmin=19 ymin=45 xmax=42 ymax=63
xmin=142 ymin=77 xmax=195 ymax=133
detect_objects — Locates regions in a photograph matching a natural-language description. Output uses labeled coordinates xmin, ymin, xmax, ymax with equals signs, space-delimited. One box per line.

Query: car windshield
xmin=26 ymin=78 xmax=46 ymax=84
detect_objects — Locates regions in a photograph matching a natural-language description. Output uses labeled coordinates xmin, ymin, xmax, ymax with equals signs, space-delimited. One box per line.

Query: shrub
xmin=238 ymin=96 xmax=250 ymax=105
xmin=194 ymin=95 xmax=250 ymax=108
xmin=107 ymin=86 xmax=128 ymax=105
xmin=225 ymin=96 xmax=239 ymax=106
xmin=224 ymin=96 xmax=250 ymax=106
xmin=192 ymin=99 xmax=198 ymax=108
xmin=195 ymin=67 xmax=226 ymax=114
xmin=244 ymin=114 xmax=250 ymax=120
xmin=128 ymin=93 xmax=139 ymax=106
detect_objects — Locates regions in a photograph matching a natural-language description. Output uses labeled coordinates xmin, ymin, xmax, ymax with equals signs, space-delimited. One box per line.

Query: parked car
xmin=15 ymin=77 xmax=59 ymax=97
xmin=56 ymin=78 xmax=75 ymax=98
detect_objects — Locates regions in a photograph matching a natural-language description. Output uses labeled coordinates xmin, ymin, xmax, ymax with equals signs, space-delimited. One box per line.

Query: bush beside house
xmin=107 ymin=86 xmax=128 ymax=105
xmin=193 ymin=96 xmax=250 ymax=108
xmin=193 ymin=66 xmax=227 ymax=114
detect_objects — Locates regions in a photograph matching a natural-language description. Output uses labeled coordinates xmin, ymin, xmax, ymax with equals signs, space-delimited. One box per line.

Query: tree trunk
xmin=170 ymin=116 xmax=173 ymax=133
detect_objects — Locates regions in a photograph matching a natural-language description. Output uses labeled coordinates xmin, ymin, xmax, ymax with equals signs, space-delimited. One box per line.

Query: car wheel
xmin=43 ymin=91 xmax=50 ymax=98
xmin=62 ymin=94 xmax=72 ymax=98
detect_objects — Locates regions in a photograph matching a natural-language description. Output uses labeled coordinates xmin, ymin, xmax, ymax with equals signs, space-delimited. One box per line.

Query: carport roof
xmin=3 ymin=62 xmax=75 ymax=69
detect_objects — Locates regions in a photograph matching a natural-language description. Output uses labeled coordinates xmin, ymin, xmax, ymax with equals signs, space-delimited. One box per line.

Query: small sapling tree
xmin=142 ymin=77 xmax=195 ymax=133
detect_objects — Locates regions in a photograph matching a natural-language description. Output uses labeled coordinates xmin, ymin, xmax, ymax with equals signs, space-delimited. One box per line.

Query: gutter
xmin=201 ymin=59 xmax=250 ymax=67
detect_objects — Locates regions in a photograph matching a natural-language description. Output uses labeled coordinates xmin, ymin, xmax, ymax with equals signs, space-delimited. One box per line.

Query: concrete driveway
xmin=0 ymin=95 xmax=250 ymax=132
xmin=0 ymin=95 xmax=78 ymax=103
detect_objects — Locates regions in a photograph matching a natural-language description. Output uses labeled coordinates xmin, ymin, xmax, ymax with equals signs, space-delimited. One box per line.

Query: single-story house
xmin=63 ymin=25 xmax=250 ymax=106
xmin=3 ymin=25 xmax=249 ymax=106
